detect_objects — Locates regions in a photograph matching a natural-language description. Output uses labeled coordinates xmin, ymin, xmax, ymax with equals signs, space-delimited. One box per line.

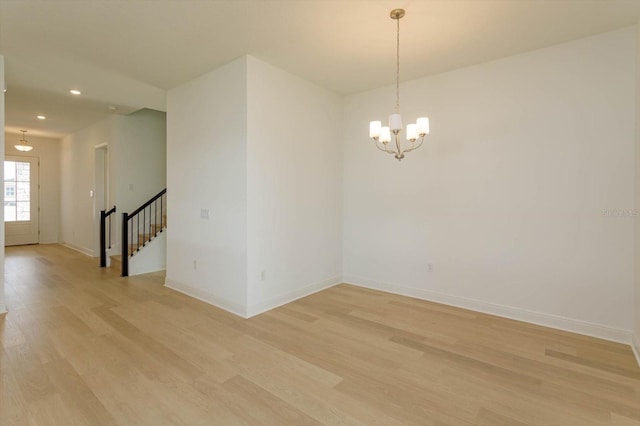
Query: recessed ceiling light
xmin=70 ymin=89 xmax=81 ymax=95
xmin=37 ymin=115 xmax=46 ymax=120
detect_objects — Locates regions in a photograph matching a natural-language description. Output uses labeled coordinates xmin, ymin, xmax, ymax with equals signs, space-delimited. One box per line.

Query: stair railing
xmin=99 ymin=206 xmax=116 ymax=267
xmin=121 ymin=189 xmax=166 ymax=277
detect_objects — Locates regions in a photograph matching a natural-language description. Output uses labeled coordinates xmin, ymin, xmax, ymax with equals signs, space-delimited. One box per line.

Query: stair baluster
xmin=99 ymin=206 xmax=116 ymax=267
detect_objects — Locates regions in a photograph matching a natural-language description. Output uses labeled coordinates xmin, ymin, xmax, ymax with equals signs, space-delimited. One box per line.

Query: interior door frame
xmin=94 ymin=143 xmax=109 ymax=256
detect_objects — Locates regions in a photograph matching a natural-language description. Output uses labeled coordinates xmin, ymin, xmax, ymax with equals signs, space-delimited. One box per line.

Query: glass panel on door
xmin=4 ymin=157 xmax=39 ymax=246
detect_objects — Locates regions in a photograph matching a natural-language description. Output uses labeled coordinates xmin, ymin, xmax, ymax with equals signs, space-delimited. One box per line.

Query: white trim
xmin=246 ymin=276 xmax=342 ymax=318
xmin=343 ymin=275 xmax=632 ymax=344
xmin=164 ymin=278 xmax=246 ymax=318
xmin=632 ymin=333 xmax=640 ymax=368
xmin=59 ymin=242 xmax=94 ymax=257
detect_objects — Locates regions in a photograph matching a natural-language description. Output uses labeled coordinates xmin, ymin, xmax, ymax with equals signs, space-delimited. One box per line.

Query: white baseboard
xmin=59 ymin=242 xmax=95 ymax=257
xmin=165 ymin=276 xmax=341 ymax=319
xmin=164 ymin=278 xmax=246 ymax=318
xmin=343 ymin=275 xmax=632 ymax=345
xmin=39 ymin=239 xmax=58 ymax=245
xmin=246 ymin=276 xmax=342 ymax=318
xmin=632 ymin=333 xmax=640 ymax=368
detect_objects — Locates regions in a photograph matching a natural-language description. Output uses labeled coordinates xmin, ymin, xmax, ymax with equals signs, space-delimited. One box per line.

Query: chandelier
xmin=369 ymin=9 xmax=430 ymax=161
xmin=15 ymin=130 xmax=33 ymax=152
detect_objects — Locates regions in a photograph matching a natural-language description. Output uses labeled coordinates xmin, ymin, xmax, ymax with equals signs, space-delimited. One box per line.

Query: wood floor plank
xmin=0 ymin=350 xmax=31 ymax=426
xmin=222 ymin=374 xmax=324 ymax=425
xmin=42 ymin=358 xmax=115 ymax=425
xmin=4 ymin=342 xmax=57 ymax=403
xmin=0 ymin=244 xmax=639 ymax=425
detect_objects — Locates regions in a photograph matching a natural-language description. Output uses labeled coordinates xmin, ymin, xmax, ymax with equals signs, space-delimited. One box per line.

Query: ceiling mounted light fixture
xmin=369 ymin=8 xmax=430 ymax=161
xmin=15 ymin=130 xmax=34 ymax=152
xmin=69 ymin=89 xmax=81 ymax=95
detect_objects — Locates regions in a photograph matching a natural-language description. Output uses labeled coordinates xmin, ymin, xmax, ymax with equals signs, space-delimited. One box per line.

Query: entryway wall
xmin=3 ymin=132 xmax=61 ymax=244
xmin=59 ymin=109 xmax=166 ymax=256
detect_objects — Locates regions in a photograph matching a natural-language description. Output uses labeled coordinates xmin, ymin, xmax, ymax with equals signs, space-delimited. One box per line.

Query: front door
xmin=4 ymin=156 xmax=39 ymax=246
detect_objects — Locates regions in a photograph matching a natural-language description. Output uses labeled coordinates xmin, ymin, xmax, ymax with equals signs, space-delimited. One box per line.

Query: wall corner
xmin=0 ymin=55 xmax=5 ymax=314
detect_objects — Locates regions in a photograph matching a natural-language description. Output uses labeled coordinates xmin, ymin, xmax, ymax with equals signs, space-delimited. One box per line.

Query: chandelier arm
xmin=394 ymin=133 xmax=403 ymax=157
xmin=399 ymin=136 xmax=425 ymax=156
xmin=374 ymin=140 xmax=398 ymax=155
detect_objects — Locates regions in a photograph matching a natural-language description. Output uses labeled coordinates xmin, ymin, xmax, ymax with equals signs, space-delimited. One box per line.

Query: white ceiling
xmin=1 ymin=0 xmax=640 ymax=138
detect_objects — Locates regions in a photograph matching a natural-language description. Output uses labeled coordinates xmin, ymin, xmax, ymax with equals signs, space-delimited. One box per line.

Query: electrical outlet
xmin=260 ymin=270 xmax=266 ymax=281
xmin=427 ymin=263 xmax=433 ymax=272
xmin=200 ymin=209 xmax=210 ymax=219
xmin=193 ymin=260 xmax=197 ymax=270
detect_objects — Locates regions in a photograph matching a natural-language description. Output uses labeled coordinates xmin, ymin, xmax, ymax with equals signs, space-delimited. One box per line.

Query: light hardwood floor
xmin=1 ymin=244 xmax=639 ymax=425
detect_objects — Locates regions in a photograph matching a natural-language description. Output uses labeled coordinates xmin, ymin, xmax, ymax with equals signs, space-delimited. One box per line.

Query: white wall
xmin=60 ymin=116 xmax=116 ymax=255
xmin=130 ymin=232 xmax=166 ymax=275
xmin=634 ymin=22 xmax=640 ymax=361
xmin=110 ymin=108 xmax=166 ymax=255
xmin=343 ymin=27 xmax=636 ymax=342
xmin=4 ymin=133 xmax=60 ymax=244
xmin=113 ymin=109 xmax=167 ymax=215
xmin=165 ymin=57 xmax=248 ymax=316
xmin=60 ymin=110 xmax=166 ymax=256
xmin=246 ymin=56 xmax=343 ymax=316
xmin=0 ymin=56 xmax=5 ymax=314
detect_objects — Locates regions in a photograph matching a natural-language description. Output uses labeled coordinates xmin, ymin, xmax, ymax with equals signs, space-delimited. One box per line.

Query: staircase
xmin=109 ymin=213 xmax=165 ymax=273
xmin=123 ymin=214 xmax=166 ymax=257
xmin=100 ymin=189 xmax=166 ymax=277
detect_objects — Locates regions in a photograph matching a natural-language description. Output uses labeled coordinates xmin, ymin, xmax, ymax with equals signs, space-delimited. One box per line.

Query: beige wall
xmin=4 ymin=132 xmax=61 ymax=244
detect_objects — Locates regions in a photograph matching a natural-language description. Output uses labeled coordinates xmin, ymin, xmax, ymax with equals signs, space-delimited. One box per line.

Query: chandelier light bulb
xmin=416 ymin=117 xmax=430 ymax=136
xmin=406 ymin=124 xmax=418 ymax=141
xmin=380 ymin=127 xmax=392 ymax=144
xmin=369 ymin=121 xmax=382 ymax=139
xmin=389 ymin=113 xmax=403 ymax=132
